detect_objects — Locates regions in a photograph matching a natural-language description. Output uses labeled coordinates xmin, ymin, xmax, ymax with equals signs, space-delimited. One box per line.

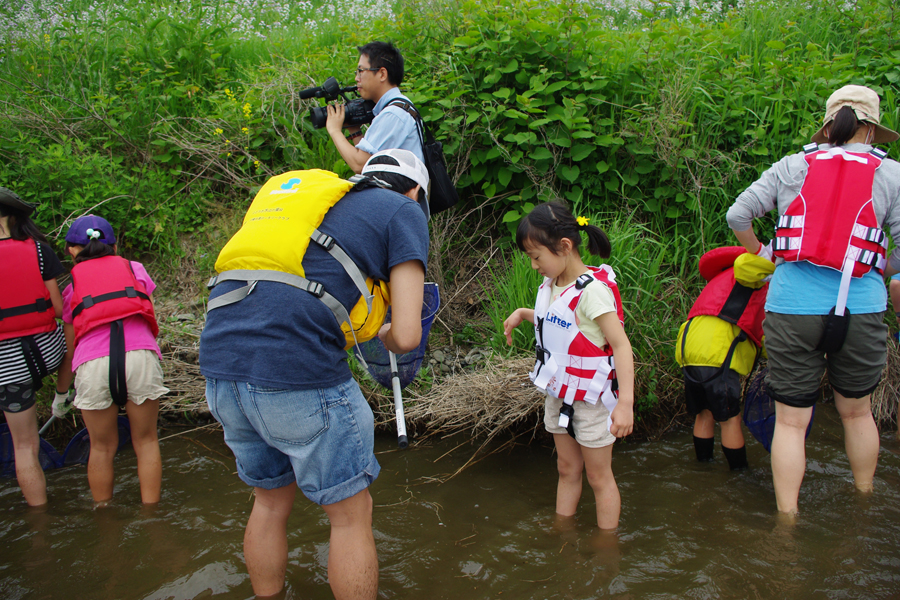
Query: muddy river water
xmin=2 ymin=402 xmax=900 ymax=599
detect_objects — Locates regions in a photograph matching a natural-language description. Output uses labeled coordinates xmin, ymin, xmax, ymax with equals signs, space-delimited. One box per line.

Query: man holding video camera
xmin=326 ymin=42 xmax=424 ymax=175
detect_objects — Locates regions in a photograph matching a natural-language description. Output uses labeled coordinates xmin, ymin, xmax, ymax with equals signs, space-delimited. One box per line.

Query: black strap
xmin=108 ymin=320 xmax=128 ymax=407
xmin=19 ymin=335 xmax=49 ymax=392
xmin=0 ymin=297 xmax=51 ymax=321
xmin=683 ymin=328 xmax=748 ymax=385
xmin=72 ymin=288 xmax=150 ymax=319
xmin=719 ymin=282 xmax=755 ymax=325
xmin=387 ymin=98 xmax=437 ymax=149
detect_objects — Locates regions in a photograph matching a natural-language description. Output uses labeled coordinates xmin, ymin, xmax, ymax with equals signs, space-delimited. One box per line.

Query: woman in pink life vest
xmin=59 ymin=215 xmax=168 ymax=505
xmin=503 ymin=202 xmax=635 ymax=530
xmin=726 ymin=85 xmax=900 ymax=515
xmin=0 ymin=188 xmax=70 ymax=506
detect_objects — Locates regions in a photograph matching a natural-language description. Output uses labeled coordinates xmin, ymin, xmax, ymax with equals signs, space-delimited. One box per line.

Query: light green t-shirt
xmin=550 ymin=272 xmax=618 ymax=348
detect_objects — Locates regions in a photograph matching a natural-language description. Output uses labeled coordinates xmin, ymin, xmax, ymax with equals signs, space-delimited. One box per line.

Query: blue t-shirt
xmin=199 ymin=186 xmax=429 ymax=389
xmin=765 ymin=261 xmax=887 ymax=315
xmin=356 ymin=87 xmax=424 ymax=164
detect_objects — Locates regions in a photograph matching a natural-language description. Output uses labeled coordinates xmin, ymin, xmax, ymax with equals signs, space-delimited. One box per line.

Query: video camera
xmin=299 ymin=77 xmax=375 ymax=130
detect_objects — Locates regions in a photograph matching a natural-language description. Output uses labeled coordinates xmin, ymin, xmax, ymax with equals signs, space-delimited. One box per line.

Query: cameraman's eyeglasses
xmin=355 ymin=67 xmax=381 ymax=75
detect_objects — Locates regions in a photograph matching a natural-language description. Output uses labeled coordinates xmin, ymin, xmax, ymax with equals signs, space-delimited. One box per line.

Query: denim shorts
xmin=205 ymin=377 xmax=380 ymax=506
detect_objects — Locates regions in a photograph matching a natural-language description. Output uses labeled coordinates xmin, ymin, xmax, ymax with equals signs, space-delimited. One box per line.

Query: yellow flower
xmin=213 ymin=128 xmax=223 ymax=135
xmin=241 ymin=127 xmax=248 ymax=134
xmin=576 ymin=216 xmax=589 ymax=227
xmin=226 ymin=152 xmax=232 ymax=157
xmin=225 ymin=139 xmax=230 ymax=144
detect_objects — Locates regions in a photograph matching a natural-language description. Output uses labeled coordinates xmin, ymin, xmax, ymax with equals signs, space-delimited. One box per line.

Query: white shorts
xmin=74 ymin=349 xmax=169 ymax=411
xmin=544 ymin=394 xmax=615 ymax=448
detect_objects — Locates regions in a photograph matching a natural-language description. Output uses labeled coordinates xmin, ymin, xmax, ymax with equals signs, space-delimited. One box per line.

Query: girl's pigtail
xmin=584 ymin=225 xmax=611 ymax=259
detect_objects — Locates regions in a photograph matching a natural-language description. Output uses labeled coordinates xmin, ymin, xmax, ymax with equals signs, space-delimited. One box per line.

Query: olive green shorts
xmin=763 ymin=311 xmax=887 ymax=408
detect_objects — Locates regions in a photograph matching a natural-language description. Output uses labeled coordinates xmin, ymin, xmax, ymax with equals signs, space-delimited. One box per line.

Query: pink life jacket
xmin=0 ymin=238 xmax=56 ymax=341
xmin=69 ymin=255 xmax=158 ymax=343
xmin=773 ymin=143 xmax=888 ymax=315
xmin=530 ymin=265 xmax=624 ymax=413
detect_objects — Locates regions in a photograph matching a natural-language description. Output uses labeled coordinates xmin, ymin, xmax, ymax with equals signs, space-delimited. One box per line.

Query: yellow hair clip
xmin=576 ymin=216 xmax=589 ymax=227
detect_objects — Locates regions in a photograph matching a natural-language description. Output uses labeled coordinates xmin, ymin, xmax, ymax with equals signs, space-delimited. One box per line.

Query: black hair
xmin=357 ymin=41 xmax=404 ymax=87
xmin=354 ymin=155 xmax=426 ymax=205
xmin=515 ymin=201 xmax=611 ymax=258
xmin=66 ymin=239 xmax=116 ymax=264
xmin=0 ymin=203 xmax=49 ymax=244
xmin=828 ymin=106 xmax=864 ymax=147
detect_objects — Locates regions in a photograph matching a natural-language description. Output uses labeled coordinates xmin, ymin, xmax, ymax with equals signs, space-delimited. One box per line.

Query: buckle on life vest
xmin=312 ymin=231 xmax=335 ymax=251
xmin=575 ymin=274 xmax=594 ymax=290
xmin=558 ymin=403 xmax=576 ymax=439
xmin=81 ymin=295 xmax=95 ymax=309
xmin=306 ymin=280 xmax=325 ymax=298
xmin=124 ymin=286 xmax=137 ymax=298
xmin=535 ymin=345 xmax=549 ymax=366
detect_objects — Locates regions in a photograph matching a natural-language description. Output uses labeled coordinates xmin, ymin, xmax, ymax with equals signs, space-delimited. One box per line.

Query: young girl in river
xmin=503 ymin=202 xmax=634 ymax=530
xmin=60 ymin=215 xmax=167 ymax=505
xmin=0 ymin=188 xmax=70 ymax=506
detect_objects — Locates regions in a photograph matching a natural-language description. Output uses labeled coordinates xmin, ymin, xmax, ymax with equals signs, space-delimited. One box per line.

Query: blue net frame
xmin=743 ymin=367 xmax=814 ymax=452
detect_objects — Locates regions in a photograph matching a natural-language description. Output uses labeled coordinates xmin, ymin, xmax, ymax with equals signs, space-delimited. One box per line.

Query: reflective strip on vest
xmin=530 ymin=265 xmax=622 ymax=410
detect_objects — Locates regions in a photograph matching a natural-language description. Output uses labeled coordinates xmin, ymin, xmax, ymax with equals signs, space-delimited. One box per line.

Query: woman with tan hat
xmin=725 ymin=85 xmax=900 ymax=515
xmin=0 ymin=187 xmax=70 ymax=506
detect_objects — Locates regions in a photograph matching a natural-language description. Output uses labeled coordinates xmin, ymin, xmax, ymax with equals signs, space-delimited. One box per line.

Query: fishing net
xmin=743 ymin=367 xmax=814 ymax=452
xmin=0 ymin=424 xmax=63 ymax=478
xmin=62 ymin=415 xmax=132 ymax=466
xmin=357 ymin=283 xmax=440 ymax=390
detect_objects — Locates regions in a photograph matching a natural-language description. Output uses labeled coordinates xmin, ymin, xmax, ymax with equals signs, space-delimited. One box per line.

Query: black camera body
xmin=299 ymin=77 xmax=376 ymax=129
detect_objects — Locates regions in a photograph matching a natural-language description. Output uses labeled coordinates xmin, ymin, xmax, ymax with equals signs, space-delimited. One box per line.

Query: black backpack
xmin=387 ymin=99 xmax=459 ymax=214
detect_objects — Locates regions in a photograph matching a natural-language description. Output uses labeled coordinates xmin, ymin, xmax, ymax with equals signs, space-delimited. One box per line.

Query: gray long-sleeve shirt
xmin=726 ymin=143 xmax=900 ymax=272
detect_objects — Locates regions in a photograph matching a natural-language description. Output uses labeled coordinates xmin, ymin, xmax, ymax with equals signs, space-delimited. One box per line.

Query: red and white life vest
xmin=0 ymin=238 xmax=56 ymax=341
xmin=531 ymin=265 xmax=624 ymax=421
xmin=773 ymin=143 xmax=889 ymax=315
xmin=69 ymin=255 xmax=158 ymax=343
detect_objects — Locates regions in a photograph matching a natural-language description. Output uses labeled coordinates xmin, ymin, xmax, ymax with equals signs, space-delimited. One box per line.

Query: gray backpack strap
xmin=206 ymin=269 xmax=369 ymax=368
xmin=310 ymin=228 xmax=374 ymax=312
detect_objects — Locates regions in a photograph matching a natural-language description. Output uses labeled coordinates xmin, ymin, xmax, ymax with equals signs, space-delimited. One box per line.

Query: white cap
xmin=361 ymin=148 xmax=430 ymax=202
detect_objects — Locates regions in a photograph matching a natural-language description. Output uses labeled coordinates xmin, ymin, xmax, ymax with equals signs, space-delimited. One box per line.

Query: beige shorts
xmin=544 ymin=394 xmax=615 ymax=448
xmin=74 ymin=349 xmax=169 ymax=411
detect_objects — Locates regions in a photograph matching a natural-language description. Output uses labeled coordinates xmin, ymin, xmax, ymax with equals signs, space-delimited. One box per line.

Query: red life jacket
xmin=69 ymin=255 xmax=158 ymax=343
xmin=0 ymin=238 xmax=56 ymax=342
xmin=531 ymin=265 xmax=624 ymax=405
xmin=687 ymin=265 xmax=767 ymax=347
xmin=773 ymin=144 xmax=888 ymax=314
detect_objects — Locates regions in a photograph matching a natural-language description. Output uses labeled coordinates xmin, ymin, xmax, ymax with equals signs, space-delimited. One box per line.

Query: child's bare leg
xmin=582 ymin=445 xmax=619 ymax=530
xmin=720 ymin=415 xmax=748 ymax=470
xmin=720 ymin=415 xmax=745 ymax=448
xmin=125 ymin=399 xmax=162 ymax=504
xmin=6 ymin=407 xmax=47 ymax=506
xmin=81 ymin=404 xmax=121 ymax=503
xmin=553 ymin=433 xmax=584 ymax=516
xmin=693 ymin=410 xmax=714 ymax=438
xmin=693 ymin=410 xmax=715 ymax=461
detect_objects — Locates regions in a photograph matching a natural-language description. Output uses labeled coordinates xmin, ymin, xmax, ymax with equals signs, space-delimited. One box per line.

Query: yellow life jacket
xmin=208 ymin=169 xmax=390 ymax=351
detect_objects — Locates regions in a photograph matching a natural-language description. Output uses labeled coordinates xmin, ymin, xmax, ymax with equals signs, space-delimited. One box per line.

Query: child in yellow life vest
xmin=676 ymin=247 xmax=773 ymax=470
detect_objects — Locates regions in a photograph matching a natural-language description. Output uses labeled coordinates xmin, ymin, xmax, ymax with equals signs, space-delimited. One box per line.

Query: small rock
xmin=175 ymin=313 xmax=194 ymax=322
xmin=432 ymin=350 xmax=445 ymax=363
